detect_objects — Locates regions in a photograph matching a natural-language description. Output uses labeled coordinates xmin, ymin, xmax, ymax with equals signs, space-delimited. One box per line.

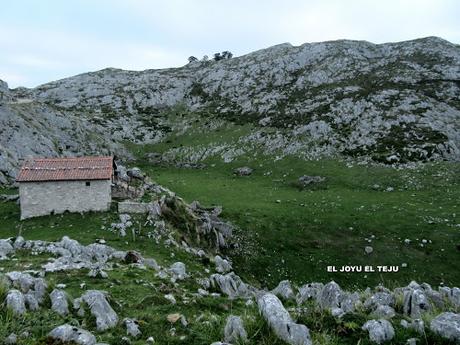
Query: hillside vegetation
xmin=0 ymin=36 xmax=459 ymax=344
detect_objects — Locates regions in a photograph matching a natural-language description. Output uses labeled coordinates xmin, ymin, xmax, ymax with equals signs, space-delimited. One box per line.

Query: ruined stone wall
xmin=19 ymin=180 xmax=111 ymax=219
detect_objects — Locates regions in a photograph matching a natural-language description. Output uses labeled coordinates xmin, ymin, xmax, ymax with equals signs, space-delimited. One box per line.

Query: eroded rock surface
xmin=48 ymin=324 xmax=96 ymax=345
xmin=257 ymin=292 xmax=312 ymax=345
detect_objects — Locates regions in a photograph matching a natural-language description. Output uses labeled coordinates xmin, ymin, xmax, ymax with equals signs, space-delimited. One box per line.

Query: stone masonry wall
xmin=118 ymin=201 xmax=151 ymax=214
xmin=19 ymin=180 xmax=111 ymax=220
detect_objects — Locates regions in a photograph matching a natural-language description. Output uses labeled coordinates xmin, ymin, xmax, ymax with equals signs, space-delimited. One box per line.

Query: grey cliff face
xmin=1 ymin=37 xmax=459 ymax=184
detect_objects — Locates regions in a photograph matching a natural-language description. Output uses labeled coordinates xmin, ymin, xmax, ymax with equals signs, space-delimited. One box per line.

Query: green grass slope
xmin=125 ymin=114 xmax=460 ymax=290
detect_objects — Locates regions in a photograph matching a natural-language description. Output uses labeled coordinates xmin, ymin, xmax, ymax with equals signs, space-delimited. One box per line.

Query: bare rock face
xmin=403 ymin=282 xmax=431 ymax=318
xmin=1 ymin=37 xmax=460 ymax=185
xmin=48 ymin=324 xmax=96 ymax=345
xmin=0 ymin=240 xmax=14 ymax=260
xmin=0 ymin=79 xmax=10 ymax=102
xmin=318 ymin=281 xmax=343 ymax=309
xmin=441 ymin=287 xmax=460 ymax=307
xmin=271 ymin=280 xmax=295 ymax=300
xmin=296 ymin=283 xmax=324 ymax=304
xmin=210 ymin=272 xmax=255 ymax=299
xmin=50 ymin=289 xmax=70 ymax=316
xmin=430 ymin=312 xmax=460 ymax=342
xmin=124 ymin=318 xmax=141 ymax=338
xmin=6 ymin=289 xmax=26 ymax=315
xmin=169 ymin=262 xmax=188 ymax=281
xmin=81 ymin=290 xmax=119 ymax=331
xmin=0 ymin=102 xmax=126 ymax=185
xmin=371 ymin=305 xmax=396 ymax=319
xmin=257 ymin=292 xmax=312 ymax=345
xmin=214 ymin=255 xmax=232 ymax=274
xmin=364 ymin=291 xmax=395 ymax=310
xmin=224 ymin=315 xmax=248 ymax=343
xmin=362 ymin=319 xmax=395 ymax=344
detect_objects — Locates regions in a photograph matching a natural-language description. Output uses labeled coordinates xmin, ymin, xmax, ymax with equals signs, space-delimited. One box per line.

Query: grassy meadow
xmin=126 ymin=115 xmax=460 ymax=290
xmin=0 ymin=113 xmax=459 ymax=344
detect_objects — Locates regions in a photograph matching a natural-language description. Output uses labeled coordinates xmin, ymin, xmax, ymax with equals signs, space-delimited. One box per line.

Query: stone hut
xmin=17 ymin=156 xmax=115 ymax=220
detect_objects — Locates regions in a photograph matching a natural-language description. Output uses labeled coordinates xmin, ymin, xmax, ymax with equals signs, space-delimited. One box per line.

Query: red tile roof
xmin=17 ymin=156 xmax=113 ymax=182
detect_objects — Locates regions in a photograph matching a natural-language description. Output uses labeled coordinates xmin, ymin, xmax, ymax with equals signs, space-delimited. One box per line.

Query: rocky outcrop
xmin=214 ymin=255 xmax=232 ymax=273
xmin=5 ymin=289 xmax=26 ymax=315
xmin=169 ymin=262 xmax=188 ymax=281
xmin=224 ymin=315 xmax=248 ymax=343
xmin=296 ymin=282 xmax=324 ymax=304
xmin=2 ymin=232 xmax=460 ymax=344
xmin=271 ymin=280 xmax=295 ymax=300
xmin=0 ymin=79 xmax=10 ymax=102
xmin=210 ymin=272 xmax=256 ymax=299
xmin=48 ymin=324 xmax=96 ymax=345
xmin=124 ymin=318 xmax=141 ymax=338
xmin=0 ymin=102 xmax=126 ymax=184
xmin=402 ymin=281 xmax=431 ymax=318
xmin=362 ymin=319 xmax=395 ymax=344
xmin=257 ymin=292 xmax=312 ymax=345
xmin=0 ymin=240 xmax=14 ymax=260
xmin=430 ymin=312 xmax=460 ymax=342
xmin=50 ymin=289 xmax=70 ymax=316
xmin=2 ymin=37 xmax=460 ymax=184
xmin=80 ymin=290 xmax=119 ymax=331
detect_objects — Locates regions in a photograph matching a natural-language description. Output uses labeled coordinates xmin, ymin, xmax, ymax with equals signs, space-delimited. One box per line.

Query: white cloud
xmin=0 ymin=71 xmax=30 ymax=87
xmin=0 ymin=26 xmax=187 ymax=87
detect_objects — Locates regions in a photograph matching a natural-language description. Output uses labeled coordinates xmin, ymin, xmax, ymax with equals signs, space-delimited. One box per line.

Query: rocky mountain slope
xmin=1 ymin=36 xmax=460 ymax=183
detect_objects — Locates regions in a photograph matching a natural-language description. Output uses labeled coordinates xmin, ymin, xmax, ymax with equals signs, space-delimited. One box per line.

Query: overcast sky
xmin=1 ymin=0 xmax=459 ymax=88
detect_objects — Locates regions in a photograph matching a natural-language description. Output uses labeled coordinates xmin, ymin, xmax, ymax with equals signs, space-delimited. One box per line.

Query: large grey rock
xmin=48 ymin=324 xmax=96 ymax=345
xmin=364 ymin=292 xmax=395 ymax=309
xmin=296 ymin=283 xmax=324 ymax=304
xmin=0 ymin=79 xmax=10 ymax=102
xmin=224 ymin=315 xmax=248 ymax=343
xmin=271 ymin=280 xmax=295 ymax=300
xmin=5 ymin=272 xmax=46 ymax=302
xmin=24 ymin=292 xmax=39 ymax=311
xmin=169 ymin=262 xmax=188 ymax=281
xmin=257 ymin=293 xmax=312 ymax=345
xmin=124 ymin=318 xmax=141 ymax=337
xmin=6 ymin=289 xmax=26 ymax=315
xmin=13 ymin=236 xmax=25 ymax=249
xmin=371 ymin=305 xmax=396 ymax=319
xmin=210 ymin=272 xmax=255 ymax=299
xmin=215 ymin=255 xmax=232 ymax=274
xmin=439 ymin=286 xmax=460 ymax=307
xmin=340 ymin=292 xmax=360 ymax=314
xmin=403 ymin=283 xmax=431 ymax=318
xmin=317 ymin=281 xmax=342 ymax=309
xmin=298 ymin=175 xmax=325 ymax=187
xmin=50 ymin=289 xmax=70 ymax=316
xmin=81 ymin=290 xmax=118 ymax=331
xmin=362 ymin=319 xmax=395 ymax=344
xmin=430 ymin=312 xmax=460 ymax=342
xmin=127 ymin=167 xmax=143 ymax=179
xmin=0 ymin=240 xmax=14 ymax=259
xmin=233 ymin=167 xmax=253 ymax=176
